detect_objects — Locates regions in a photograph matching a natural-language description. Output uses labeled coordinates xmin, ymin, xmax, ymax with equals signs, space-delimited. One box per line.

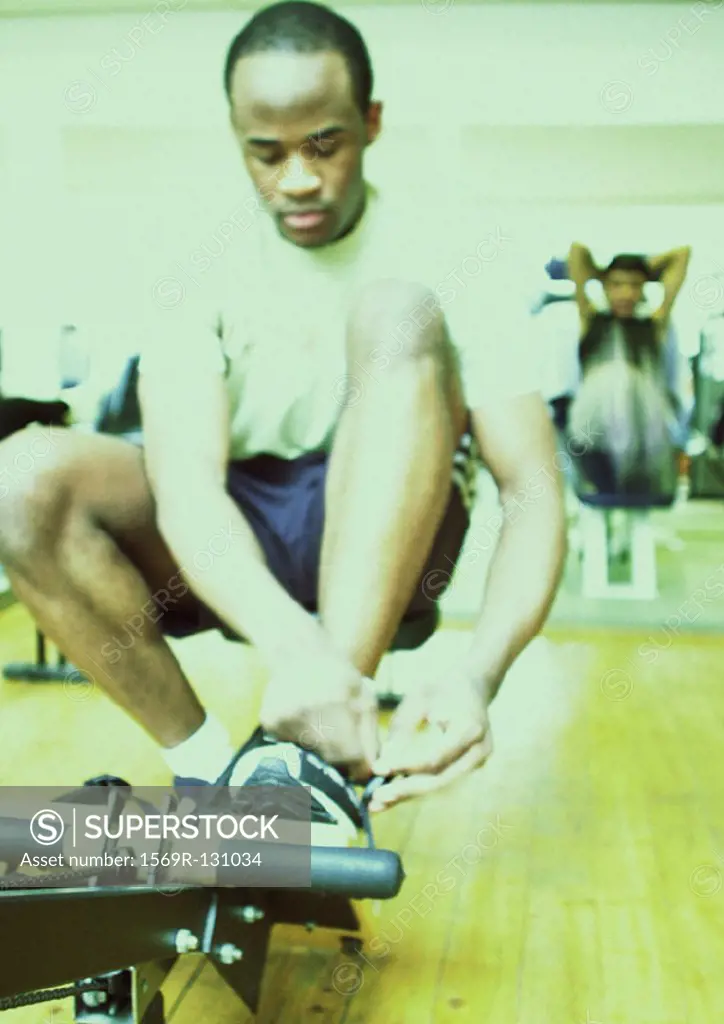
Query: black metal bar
xmin=207 ymin=890 xmax=361 ymax=1015
xmin=216 ymin=842 xmax=402 ymax=900
xmin=0 ymin=888 xmax=212 ymax=1000
xmin=0 ymin=885 xmax=366 ymax=1012
xmin=73 ymin=960 xmax=177 ymax=1024
xmin=2 ymin=631 xmax=81 ymax=683
xmin=139 ymin=991 xmax=166 ymax=1023
xmin=264 ymin=889 xmax=360 ymax=933
xmin=132 ymin=959 xmax=177 ymax=1022
xmin=208 ymin=891 xmax=273 ymax=1015
xmin=2 ymin=663 xmax=77 ymax=682
xmin=0 ymin=819 xmax=404 ymax=901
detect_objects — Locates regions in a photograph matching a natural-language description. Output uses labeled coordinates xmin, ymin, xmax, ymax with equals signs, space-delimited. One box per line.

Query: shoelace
xmin=359 ymin=776 xmax=387 ymax=849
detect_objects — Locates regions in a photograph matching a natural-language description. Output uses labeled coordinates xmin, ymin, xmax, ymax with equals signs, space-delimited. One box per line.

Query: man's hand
xmin=368 ymin=669 xmax=493 ymax=812
xmin=260 ymin=638 xmax=379 ymax=779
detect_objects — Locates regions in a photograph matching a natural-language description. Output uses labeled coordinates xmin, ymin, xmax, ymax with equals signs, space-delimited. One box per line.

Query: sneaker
xmin=173 ymin=774 xmax=212 ymax=788
xmin=218 ymin=727 xmax=366 ymax=847
xmin=82 ymin=733 xmax=369 ymax=847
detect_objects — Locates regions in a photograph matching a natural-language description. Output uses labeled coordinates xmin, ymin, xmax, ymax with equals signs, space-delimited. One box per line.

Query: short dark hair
xmin=223 ymin=1 xmax=373 ymax=113
xmin=603 ymin=254 xmax=651 ymax=279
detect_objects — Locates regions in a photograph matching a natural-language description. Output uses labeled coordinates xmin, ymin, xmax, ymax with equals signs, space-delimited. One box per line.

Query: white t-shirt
xmin=140 ymin=182 xmax=541 ymax=460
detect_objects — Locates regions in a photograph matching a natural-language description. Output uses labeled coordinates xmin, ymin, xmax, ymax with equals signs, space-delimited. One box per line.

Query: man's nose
xmin=278 ymin=156 xmax=321 ymax=197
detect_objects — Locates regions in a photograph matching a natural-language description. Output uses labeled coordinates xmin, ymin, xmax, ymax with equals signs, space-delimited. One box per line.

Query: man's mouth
xmin=281 ymin=210 xmax=328 ymax=231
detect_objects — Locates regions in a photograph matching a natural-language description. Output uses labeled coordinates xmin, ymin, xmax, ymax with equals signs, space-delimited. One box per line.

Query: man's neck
xmin=331 ymin=185 xmax=369 ymax=245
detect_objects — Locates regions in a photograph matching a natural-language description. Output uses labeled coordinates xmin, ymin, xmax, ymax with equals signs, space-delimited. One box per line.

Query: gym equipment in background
xmin=0 ymin=393 xmax=73 ymax=678
xmin=576 ymin=491 xmax=675 ymax=601
xmin=689 ymin=316 xmax=724 ymax=499
xmin=0 ymin=323 xmax=79 ymax=668
xmin=561 ymin=316 xmax=682 ymax=600
xmin=59 ymin=324 xmax=91 ymax=390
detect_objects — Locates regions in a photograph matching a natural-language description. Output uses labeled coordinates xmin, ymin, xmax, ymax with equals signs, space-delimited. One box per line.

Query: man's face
xmin=603 ymin=269 xmax=647 ymax=318
xmin=229 ymin=50 xmax=381 ymax=248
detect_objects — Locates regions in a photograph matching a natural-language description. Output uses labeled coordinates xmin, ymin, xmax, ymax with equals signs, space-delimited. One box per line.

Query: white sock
xmin=163 ymin=713 xmax=235 ymax=783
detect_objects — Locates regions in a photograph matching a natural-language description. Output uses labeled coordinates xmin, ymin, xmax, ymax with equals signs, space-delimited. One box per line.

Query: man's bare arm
xmin=647 ymin=246 xmax=692 ymax=324
xmin=462 ymin=392 xmax=567 ymax=701
xmin=567 ymin=242 xmax=599 ymax=333
xmin=139 ymin=361 xmax=322 ymax=664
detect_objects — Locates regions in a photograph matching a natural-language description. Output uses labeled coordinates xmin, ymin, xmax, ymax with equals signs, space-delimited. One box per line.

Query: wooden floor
xmin=0 ymin=603 xmax=723 ymax=1023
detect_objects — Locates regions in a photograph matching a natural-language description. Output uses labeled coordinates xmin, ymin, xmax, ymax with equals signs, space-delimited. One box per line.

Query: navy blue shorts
xmin=160 ymin=428 xmax=477 ymax=640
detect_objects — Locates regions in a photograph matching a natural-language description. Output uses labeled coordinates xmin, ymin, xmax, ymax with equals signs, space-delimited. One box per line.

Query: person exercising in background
xmin=565 ymin=243 xmax=691 ymax=495
xmin=0 ymin=1 xmax=565 ymax=813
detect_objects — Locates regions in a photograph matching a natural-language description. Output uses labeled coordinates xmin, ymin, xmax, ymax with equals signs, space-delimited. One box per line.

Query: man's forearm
xmin=646 ymin=246 xmax=686 ymax=277
xmin=648 ymin=246 xmax=691 ymax=316
xmin=156 ymin=490 xmax=322 ymax=664
xmin=568 ymin=242 xmax=599 ymax=286
xmin=567 ymin=242 xmax=598 ymax=318
xmin=461 ymin=485 xmax=566 ymax=703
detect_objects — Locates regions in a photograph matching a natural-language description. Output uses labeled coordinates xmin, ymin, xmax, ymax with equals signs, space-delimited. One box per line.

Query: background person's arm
xmin=139 ymin=358 xmax=322 ymax=665
xmin=646 ymin=246 xmax=692 ymax=326
xmin=567 ymin=242 xmax=599 ymax=334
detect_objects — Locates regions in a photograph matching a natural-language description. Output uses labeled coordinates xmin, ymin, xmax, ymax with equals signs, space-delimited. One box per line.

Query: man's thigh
xmin=0 ymin=426 xmax=203 ymax=623
xmin=156 ymin=450 xmax=328 ymax=640
xmin=162 ymin=421 xmax=478 ymax=639
xmin=221 ymin=437 xmax=477 ymax=625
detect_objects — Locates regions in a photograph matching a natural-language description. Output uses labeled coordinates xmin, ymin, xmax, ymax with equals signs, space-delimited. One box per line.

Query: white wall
xmin=1 ymin=3 xmax=723 ymax=396
xmin=3 ymin=3 xmax=724 ymax=129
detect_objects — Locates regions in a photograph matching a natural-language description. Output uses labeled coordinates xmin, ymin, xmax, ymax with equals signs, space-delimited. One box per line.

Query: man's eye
xmin=252 ymin=150 xmax=282 ymax=166
xmin=310 ymin=138 xmax=339 ymax=157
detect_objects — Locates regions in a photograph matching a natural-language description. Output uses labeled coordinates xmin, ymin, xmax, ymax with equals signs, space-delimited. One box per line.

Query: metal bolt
xmin=218 ymin=943 xmax=243 ymax=965
xmin=240 ymin=906 xmax=264 ymax=924
xmin=81 ymin=991 xmax=108 ymax=1007
xmin=175 ymin=929 xmax=199 ymax=954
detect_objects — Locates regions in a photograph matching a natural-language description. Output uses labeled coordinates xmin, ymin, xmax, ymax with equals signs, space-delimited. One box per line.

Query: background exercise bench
xmin=577 ymin=491 xmax=676 ymax=600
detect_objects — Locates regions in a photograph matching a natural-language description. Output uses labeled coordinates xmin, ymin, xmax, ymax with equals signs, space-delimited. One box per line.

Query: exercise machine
xmin=0 ymin=767 xmax=404 ymax=1021
xmin=690 ymin=316 xmax=724 ymax=498
xmin=576 ymin=490 xmax=674 ymax=600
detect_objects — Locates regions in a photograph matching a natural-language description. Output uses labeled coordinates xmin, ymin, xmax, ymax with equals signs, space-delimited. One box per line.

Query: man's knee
xmin=349 ymin=278 xmax=447 ymax=365
xmin=0 ymin=425 xmax=76 ymax=565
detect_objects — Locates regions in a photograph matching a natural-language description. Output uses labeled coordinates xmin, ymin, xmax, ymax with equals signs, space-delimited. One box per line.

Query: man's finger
xmin=370 ymin=740 xmax=488 ymax=810
xmin=374 ymin=719 xmax=483 ymax=778
xmin=369 ymin=740 xmax=490 ymax=812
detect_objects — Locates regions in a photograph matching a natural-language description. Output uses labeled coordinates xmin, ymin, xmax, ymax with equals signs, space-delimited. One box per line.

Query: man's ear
xmin=365 ymin=101 xmax=383 ymax=146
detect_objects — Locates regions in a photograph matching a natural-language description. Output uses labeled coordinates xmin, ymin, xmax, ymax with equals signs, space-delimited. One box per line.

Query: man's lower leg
xmin=5 ymin=508 xmax=234 ymax=781
xmin=319 ymin=281 xmax=466 ymax=677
